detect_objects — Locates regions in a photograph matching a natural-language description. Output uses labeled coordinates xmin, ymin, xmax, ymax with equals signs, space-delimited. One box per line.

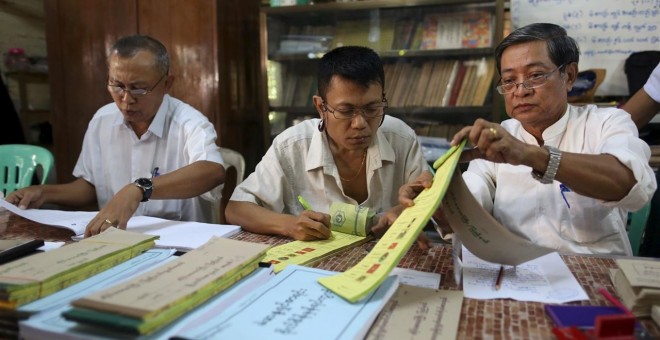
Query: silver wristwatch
xmin=532 ymin=145 xmax=561 ymax=184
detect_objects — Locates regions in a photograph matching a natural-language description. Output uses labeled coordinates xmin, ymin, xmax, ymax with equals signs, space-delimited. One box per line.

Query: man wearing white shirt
xmin=399 ymin=24 xmax=656 ymax=255
xmin=7 ymin=35 xmax=225 ymax=237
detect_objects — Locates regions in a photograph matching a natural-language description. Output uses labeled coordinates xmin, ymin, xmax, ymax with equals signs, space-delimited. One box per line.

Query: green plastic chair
xmin=628 ymin=202 xmax=651 ymax=256
xmin=0 ymin=144 xmax=54 ymax=197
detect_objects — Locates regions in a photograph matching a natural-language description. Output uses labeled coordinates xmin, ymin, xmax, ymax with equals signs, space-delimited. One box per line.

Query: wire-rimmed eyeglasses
xmin=321 ymin=99 xmax=388 ymax=120
xmin=496 ymin=64 xmax=565 ymax=94
xmin=106 ymin=73 xmax=167 ymax=97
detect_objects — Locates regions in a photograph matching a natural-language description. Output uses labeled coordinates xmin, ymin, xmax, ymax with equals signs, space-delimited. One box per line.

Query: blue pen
xmin=560 ymin=183 xmax=571 ymax=209
xmin=151 ymin=167 xmax=160 ymax=178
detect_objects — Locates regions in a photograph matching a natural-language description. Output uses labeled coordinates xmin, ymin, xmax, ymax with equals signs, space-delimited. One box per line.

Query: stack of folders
xmin=0 ymin=228 xmax=157 ymax=310
xmin=62 ymin=237 xmax=270 ymax=335
xmin=612 ymin=258 xmax=660 ymax=317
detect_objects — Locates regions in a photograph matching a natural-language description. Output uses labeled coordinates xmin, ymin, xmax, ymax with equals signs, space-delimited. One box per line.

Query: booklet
xmin=174 ymin=265 xmax=399 ymax=340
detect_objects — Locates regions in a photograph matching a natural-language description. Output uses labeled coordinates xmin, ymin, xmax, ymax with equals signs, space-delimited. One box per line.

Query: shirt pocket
xmin=559 ymin=193 xmax=619 ymax=244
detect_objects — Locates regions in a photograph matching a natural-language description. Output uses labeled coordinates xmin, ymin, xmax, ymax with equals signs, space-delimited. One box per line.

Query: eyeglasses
xmin=496 ymin=64 xmax=565 ymax=94
xmin=106 ymin=73 xmax=167 ymax=97
xmin=322 ymin=99 xmax=388 ymax=120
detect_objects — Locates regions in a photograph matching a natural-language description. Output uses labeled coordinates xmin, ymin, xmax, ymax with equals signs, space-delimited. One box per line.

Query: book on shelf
xmin=383 ymin=57 xmax=494 ymax=109
xmin=471 ymin=57 xmax=496 ymax=106
xmin=450 ymin=61 xmax=469 ymax=107
xmin=391 ymin=17 xmax=417 ymax=50
xmin=428 ymin=60 xmax=451 ymax=107
xmin=441 ymin=60 xmax=460 ymax=107
xmin=611 ymin=258 xmax=660 ymax=317
xmin=420 ymin=11 xmax=493 ymax=51
xmin=411 ymin=60 xmax=435 ymax=106
xmin=462 ymin=11 xmax=493 ymax=48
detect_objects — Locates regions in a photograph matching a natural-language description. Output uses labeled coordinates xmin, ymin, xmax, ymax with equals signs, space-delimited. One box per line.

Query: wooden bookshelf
xmin=260 ymin=0 xmax=505 ymax=141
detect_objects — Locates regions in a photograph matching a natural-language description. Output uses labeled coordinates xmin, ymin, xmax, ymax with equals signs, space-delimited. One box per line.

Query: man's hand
xmin=451 ymin=118 xmax=532 ymax=165
xmin=288 ymin=210 xmax=332 ymax=241
xmin=398 ymin=171 xmax=433 ymax=207
xmin=5 ymin=186 xmax=47 ymax=209
xmin=84 ymin=184 xmax=142 ymax=237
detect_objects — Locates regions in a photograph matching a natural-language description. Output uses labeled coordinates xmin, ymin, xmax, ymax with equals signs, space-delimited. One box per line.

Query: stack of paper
xmin=612 ymin=258 xmax=660 ymax=316
xmin=0 ymin=228 xmax=157 ymax=310
xmin=62 ymin=237 xmax=270 ymax=335
xmin=17 ymin=249 xmax=175 ymax=339
xmin=20 ymin=265 xmax=274 ymax=339
xmin=0 ymin=199 xmax=241 ymax=252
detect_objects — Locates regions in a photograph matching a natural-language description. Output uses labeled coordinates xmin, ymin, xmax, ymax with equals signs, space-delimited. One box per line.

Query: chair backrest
xmin=624 ymin=51 xmax=660 ymax=96
xmin=219 ymin=147 xmax=246 ymax=184
xmin=0 ymin=144 xmax=54 ymax=197
xmin=215 ymin=147 xmax=247 ymax=224
xmin=628 ymin=202 xmax=651 ymax=256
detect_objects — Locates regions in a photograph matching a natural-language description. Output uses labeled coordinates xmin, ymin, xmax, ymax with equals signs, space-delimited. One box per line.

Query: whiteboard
xmin=511 ymin=0 xmax=660 ymax=96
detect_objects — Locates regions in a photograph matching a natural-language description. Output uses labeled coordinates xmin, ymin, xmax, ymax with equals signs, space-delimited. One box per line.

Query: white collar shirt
xmin=463 ymin=104 xmax=656 ymax=256
xmin=231 ymin=116 xmax=427 ymax=216
xmin=644 ymin=63 xmax=660 ymax=102
xmin=73 ymin=94 xmax=224 ymax=222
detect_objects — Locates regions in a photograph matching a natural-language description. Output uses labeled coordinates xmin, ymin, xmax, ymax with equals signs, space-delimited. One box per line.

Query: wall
xmin=0 ymin=0 xmax=49 ymax=112
xmin=511 ymin=0 xmax=660 ymax=96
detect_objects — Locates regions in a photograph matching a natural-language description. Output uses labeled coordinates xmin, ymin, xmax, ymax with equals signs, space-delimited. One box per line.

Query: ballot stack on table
xmin=612 ymin=258 xmax=660 ymax=317
xmin=0 ymin=228 xmax=157 ymax=338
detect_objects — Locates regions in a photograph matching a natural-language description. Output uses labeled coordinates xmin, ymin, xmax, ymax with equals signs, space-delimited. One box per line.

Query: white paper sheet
xmin=390 ymin=267 xmax=441 ymax=289
xmin=0 ymin=199 xmax=241 ymax=251
xmin=462 ymin=248 xmax=588 ymax=303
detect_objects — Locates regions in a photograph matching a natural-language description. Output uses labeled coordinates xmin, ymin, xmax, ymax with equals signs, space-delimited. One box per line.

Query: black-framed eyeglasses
xmin=496 ymin=64 xmax=565 ymax=94
xmin=106 ymin=73 xmax=167 ymax=97
xmin=321 ymin=98 xmax=388 ymax=120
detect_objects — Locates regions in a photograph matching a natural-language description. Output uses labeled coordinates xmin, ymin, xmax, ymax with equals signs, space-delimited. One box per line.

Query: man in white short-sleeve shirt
xmin=7 ymin=35 xmax=225 ymax=237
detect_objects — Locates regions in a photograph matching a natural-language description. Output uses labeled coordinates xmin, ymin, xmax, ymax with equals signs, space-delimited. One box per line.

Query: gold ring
xmin=489 ymin=127 xmax=498 ymax=139
xmin=104 ymin=219 xmax=114 ymax=225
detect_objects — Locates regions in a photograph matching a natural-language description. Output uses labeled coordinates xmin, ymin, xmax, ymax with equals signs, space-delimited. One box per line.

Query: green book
xmin=0 ymin=228 xmax=157 ymax=309
xmin=64 ymin=237 xmax=270 ymax=335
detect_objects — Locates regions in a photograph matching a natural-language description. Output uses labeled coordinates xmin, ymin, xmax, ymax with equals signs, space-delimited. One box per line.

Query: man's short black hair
xmin=317 ymin=46 xmax=385 ymax=99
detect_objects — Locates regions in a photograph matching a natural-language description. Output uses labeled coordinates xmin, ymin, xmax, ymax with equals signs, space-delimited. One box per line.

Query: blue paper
xmin=178 ymin=265 xmax=399 ymax=340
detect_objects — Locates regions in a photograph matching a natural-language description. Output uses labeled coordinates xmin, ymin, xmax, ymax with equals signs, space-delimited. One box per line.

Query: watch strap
xmin=134 ymin=178 xmax=153 ymax=202
xmin=532 ymin=145 xmax=561 ymax=184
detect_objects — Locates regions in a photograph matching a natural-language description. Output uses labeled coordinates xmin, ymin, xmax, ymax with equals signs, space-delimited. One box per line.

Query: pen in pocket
xmin=559 ymin=183 xmax=571 ymax=209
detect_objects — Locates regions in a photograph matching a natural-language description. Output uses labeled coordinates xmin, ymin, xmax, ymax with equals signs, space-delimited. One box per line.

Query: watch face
xmin=135 ymin=178 xmax=153 ymax=189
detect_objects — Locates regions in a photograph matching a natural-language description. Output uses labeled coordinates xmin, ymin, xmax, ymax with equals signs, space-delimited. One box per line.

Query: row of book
xmin=384 ymin=57 xmax=495 ymax=108
xmin=274 ymin=10 xmax=493 ymax=55
xmin=3 ymin=228 xmax=464 ymax=338
xmin=268 ymin=57 xmax=495 ymax=108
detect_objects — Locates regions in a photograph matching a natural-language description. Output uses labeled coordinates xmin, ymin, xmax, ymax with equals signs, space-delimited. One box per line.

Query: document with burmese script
xmin=176 ymin=265 xmax=399 ymax=340
xmin=442 ymin=170 xmax=554 ymax=266
xmin=365 ymin=285 xmax=463 ymax=340
xmin=462 ymin=249 xmax=588 ymax=303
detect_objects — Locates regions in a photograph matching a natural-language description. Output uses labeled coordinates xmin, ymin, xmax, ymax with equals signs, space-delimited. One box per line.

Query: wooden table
xmin=1 ymin=209 xmax=658 ymax=339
